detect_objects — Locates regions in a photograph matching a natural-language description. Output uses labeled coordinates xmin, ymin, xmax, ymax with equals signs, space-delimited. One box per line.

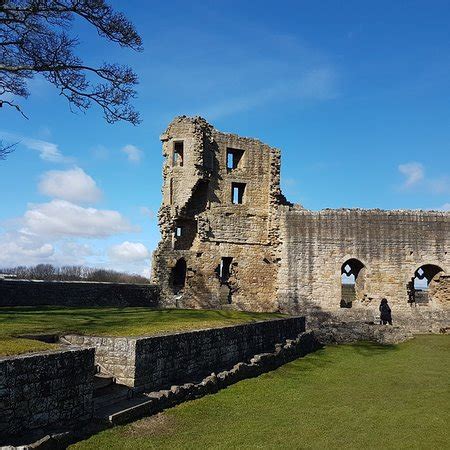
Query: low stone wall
xmin=0 ymin=347 xmax=95 ymax=443
xmin=65 ymin=316 xmax=305 ymax=391
xmin=314 ymin=322 xmax=414 ymax=345
xmin=0 ymin=279 xmax=159 ymax=307
xmin=294 ymin=304 xmax=450 ymax=335
xmin=106 ymin=331 xmax=320 ymax=426
xmin=63 ymin=335 xmax=137 ymax=387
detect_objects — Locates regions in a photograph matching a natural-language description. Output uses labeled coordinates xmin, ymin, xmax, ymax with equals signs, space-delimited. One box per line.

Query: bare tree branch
xmin=0 ymin=139 xmax=17 ymax=159
xmin=0 ymin=98 xmax=28 ymax=117
xmin=0 ymin=0 xmax=143 ymax=152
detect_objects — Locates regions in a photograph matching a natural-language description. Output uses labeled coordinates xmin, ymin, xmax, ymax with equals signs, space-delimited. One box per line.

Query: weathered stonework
xmin=0 ymin=347 xmax=94 ymax=442
xmin=0 ymin=279 xmax=159 ymax=307
xmin=64 ymin=316 xmax=305 ymax=392
xmin=152 ymin=116 xmax=287 ymax=311
xmin=152 ymin=116 xmax=450 ymax=326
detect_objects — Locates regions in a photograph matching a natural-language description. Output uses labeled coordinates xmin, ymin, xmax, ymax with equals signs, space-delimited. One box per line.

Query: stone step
xmin=94 ymin=395 xmax=156 ymax=425
xmin=94 ymin=373 xmax=115 ymax=391
xmin=93 ymin=383 xmax=131 ymax=409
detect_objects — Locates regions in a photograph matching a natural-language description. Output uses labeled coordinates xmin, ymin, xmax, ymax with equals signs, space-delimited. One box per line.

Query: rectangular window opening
xmin=227 ymin=148 xmax=244 ymax=170
xmin=232 ymin=182 xmax=246 ymax=204
xmin=173 ymin=141 xmax=184 ymax=167
xmin=175 ymin=226 xmax=183 ymax=237
xmin=220 ymin=257 xmax=233 ymax=282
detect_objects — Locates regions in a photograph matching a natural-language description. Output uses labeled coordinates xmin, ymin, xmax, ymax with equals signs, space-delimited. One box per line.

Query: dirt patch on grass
xmin=122 ymin=413 xmax=176 ymax=438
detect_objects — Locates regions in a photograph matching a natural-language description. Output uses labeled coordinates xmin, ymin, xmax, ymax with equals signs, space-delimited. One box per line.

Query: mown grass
xmin=0 ymin=307 xmax=283 ymax=356
xmin=72 ymin=335 xmax=450 ymax=450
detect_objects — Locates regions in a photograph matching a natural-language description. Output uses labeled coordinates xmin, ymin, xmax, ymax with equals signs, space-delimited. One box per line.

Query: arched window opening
xmin=171 ymin=258 xmax=187 ymax=292
xmin=340 ymin=259 xmax=365 ymax=308
xmin=408 ymin=264 xmax=443 ymax=305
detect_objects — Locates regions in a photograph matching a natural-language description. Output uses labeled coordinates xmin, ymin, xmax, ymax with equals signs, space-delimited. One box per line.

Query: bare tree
xmin=0 ymin=139 xmax=16 ymax=159
xmin=0 ymin=0 xmax=143 ymax=158
xmin=1 ymin=264 xmax=149 ymax=283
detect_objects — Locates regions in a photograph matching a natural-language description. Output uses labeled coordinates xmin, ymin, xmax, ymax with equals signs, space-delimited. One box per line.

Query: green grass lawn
xmin=72 ymin=335 xmax=450 ymax=450
xmin=0 ymin=307 xmax=283 ymax=357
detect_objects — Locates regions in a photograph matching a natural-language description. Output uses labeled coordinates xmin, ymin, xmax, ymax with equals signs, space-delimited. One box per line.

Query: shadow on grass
xmin=349 ymin=341 xmax=399 ymax=357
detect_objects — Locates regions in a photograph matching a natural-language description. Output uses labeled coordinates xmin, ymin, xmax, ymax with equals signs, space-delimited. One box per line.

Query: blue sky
xmin=1 ymin=0 xmax=449 ymax=276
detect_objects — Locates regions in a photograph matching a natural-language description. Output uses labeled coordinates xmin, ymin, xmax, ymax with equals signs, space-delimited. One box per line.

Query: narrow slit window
xmin=226 ymin=148 xmax=244 ymax=170
xmin=175 ymin=226 xmax=182 ymax=237
xmin=173 ymin=141 xmax=184 ymax=167
xmin=220 ymin=257 xmax=233 ymax=282
xmin=232 ymin=182 xmax=246 ymax=204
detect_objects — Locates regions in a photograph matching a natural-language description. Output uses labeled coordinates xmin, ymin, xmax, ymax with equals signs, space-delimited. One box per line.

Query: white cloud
xmin=398 ymin=162 xmax=450 ymax=195
xmin=439 ymin=203 xmax=450 ymax=211
xmin=398 ymin=162 xmax=424 ymax=188
xmin=140 ymin=206 xmax=155 ymax=220
xmin=22 ymin=199 xmax=136 ymax=238
xmin=122 ymin=144 xmax=143 ymax=163
xmin=92 ymin=145 xmax=109 ymax=160
xmin=203 ymin=67 xmax=337 ymax=120
xmin=108 ymin=241 xmax=150 ymax=262
xmin=0 ymin=167 xmax=141 ymax=269
xmin=59 ymin=241 xmax=94 ymax=258
xmin=0 ymin=231 xmax=54 ymax=267
xmin=0 ymin=131 xmax=72 ymax=163
xmin=23 ymin=137 xmax=72 ymax=163
xmin=429 ymin=177 xmax=450 ymax=195
xmin=39 ymin=167 xmax=102 ymax=204
xmin=0 ymin=231 xmax=97 ymax=267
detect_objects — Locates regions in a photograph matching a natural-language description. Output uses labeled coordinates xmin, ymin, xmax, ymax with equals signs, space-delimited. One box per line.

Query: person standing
xmin=379 ymin=298 xmax=392 ymax=325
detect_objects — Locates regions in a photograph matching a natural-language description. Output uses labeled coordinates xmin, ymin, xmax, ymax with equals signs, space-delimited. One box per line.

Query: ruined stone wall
xmin=0 ymin=279 xmax=159 ymax=307
xmin=428 ymin=274 xmax=450 ymax=310
xmin=152 ymin=116 xmax=450 ymax=326
xmin=0 ymin=347 xmax=94 ymax=441
xmin=65 ymin=317 xmax=305 ymax=392
xmin=152 ymin=116 xmax=285 ymax=311
xmin=277 ymin=208 xmax=450 ymax=319
xmin=64 ymin=335 xmax=136 ymax=386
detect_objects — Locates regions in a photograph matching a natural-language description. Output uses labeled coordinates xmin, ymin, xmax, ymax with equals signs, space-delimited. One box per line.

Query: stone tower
xmin=152 ymin=116 xmax=287 ymax=311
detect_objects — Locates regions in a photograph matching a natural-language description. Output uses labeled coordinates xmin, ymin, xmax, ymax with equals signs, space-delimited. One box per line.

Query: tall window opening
xmin=220 ymin=257 xmax=233 ymax=282
xmin=340 ymin=259 xmax=365 ymax=308
xmin=408 ymin=264 xmax=443 ymax=305
xmin=227 ymin=148 xmax=244 ymax=170
xmin=171 ymin=258 xmax=186 ymax=292
xmin=173 ymin=141 xmax=184 ymax=167
xmin=232 ymin=182 xmax=246 ymax=204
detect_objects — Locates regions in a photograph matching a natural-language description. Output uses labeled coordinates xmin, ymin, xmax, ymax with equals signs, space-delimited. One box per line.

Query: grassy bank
xmin=0 ymin=307 xmax=283 ymax=357
xmin=72 ymin=335 xmax=450 ymax=449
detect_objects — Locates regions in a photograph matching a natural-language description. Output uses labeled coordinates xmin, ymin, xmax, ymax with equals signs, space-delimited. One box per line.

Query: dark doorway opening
xmin=220 ymin=257 xmax=233 ymax=282
xmin=171 ymin=258 xmax=186 ymax=292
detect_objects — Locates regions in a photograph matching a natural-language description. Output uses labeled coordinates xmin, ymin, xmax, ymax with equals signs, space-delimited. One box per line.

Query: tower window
xmin=175 ymin=226 xmax=182 ymax=237
xmin=220 ymin=257 xmax=233 ymax=282
xmin=227 ymin=148 xmax=244 ymax=170
xmin=232 ymin=182 xmax=246 ymax=204
xmin=173 ymin=141 xmax=184 ymax=167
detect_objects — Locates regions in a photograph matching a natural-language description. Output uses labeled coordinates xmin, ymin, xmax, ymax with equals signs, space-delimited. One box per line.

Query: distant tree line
xmin=0 ymin=264 xmax=149 ymax=284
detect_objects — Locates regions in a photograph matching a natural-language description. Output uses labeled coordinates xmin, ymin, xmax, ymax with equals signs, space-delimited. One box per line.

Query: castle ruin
xmin=152 ymin=116 xmax=450 ymax=329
